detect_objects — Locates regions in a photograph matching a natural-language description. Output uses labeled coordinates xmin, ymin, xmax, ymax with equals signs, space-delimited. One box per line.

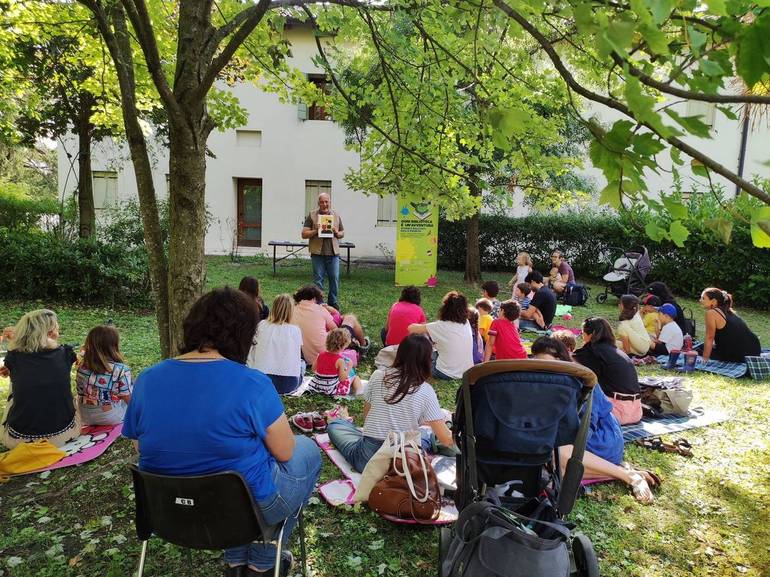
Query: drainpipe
xmin=735 ymin=104 xmax=750 ymax=197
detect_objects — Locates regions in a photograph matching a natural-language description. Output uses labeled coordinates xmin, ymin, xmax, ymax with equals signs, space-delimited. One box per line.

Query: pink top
xmin=291 ymin=300 xmax=337 ymax=368
xmin=488 ymin=319 xmax=528 ymax=360
xmin=385 ymin=302 xmax=427 ymax=346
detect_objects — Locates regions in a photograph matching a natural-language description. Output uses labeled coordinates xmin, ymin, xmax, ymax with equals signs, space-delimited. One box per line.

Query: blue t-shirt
xmin=122 ymin=359 xmax=284 ymax=500
xmin=582 ymin=386 xmax=624 ymax=465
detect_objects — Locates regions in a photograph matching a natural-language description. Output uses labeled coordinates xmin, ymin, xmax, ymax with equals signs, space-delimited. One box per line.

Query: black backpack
xmin=441 ymin=500 xmax=572 ymax=577
xmin=563 ymin=284 xmax=589 ymax=306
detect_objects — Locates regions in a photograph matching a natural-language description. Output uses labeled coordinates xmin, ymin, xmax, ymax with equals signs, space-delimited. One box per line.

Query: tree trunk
xmin=89 ymin=2 xmax=172 ymax=357
xmin=166 ymin=124 xmax=208 ymax=353
xmin=464 ymin=168 xmax=482 ymax=283
xmin=75 ymin=105 xmax=95 ymax=238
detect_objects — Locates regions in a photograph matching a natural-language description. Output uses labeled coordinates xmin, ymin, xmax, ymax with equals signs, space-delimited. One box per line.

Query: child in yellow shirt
xmin=641 ymin=294 xmax=661 ymax=338
xmin=475 ymin=299 xmax=494 ymax=342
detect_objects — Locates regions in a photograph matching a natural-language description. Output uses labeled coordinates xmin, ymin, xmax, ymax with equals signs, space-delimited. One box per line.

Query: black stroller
xmin=596 ymin=246 xmax=651 ymax=304
xmin=438 ymin=359 xmax=600 ymax=577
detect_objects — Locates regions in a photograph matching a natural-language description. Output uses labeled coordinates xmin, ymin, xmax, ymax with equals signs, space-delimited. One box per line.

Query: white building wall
xmin=57 ymin=25 xmax=396 ymax=259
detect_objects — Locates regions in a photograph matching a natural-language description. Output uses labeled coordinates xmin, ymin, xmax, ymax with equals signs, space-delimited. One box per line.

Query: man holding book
xmin=301 ymin=192 xmax=344 ymax=309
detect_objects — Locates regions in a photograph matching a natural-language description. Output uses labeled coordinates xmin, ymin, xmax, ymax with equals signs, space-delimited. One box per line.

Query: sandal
xmin=627 ymin=471 xmax=654 ymax=504
xmin=635 ymin=437 xmax=693 ymax=457
xmin=621 ymin=463 xmax=662 ymax=488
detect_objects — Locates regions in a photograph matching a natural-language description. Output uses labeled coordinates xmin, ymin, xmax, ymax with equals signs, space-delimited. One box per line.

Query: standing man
xmin=549 ymin=250 xmax=575 ymax=295
xmin=301 ymin=193 xmax=344 ymax=309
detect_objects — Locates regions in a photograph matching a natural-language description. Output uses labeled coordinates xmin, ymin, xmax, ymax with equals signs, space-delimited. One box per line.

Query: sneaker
xmin=290 ymin=413 xmax=313 ymax=433
xmin=311 ymin=412 xmax=327 ymax=433
xmin=324 ymin=404 xmax=352 ymax=423
xmin=359 ymin=336 xmax=371 ymax=352
xmin=245 ymin=551 xmax=294 ymax=577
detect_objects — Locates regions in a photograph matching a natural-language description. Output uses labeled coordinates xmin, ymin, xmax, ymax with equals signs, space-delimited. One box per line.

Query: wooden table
xmin=267 ymin=240 xmax=355 ymax=276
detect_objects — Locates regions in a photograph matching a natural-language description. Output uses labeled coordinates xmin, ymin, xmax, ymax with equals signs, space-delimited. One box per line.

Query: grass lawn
xmin=1 ymin=256 xmax=769 ymax=577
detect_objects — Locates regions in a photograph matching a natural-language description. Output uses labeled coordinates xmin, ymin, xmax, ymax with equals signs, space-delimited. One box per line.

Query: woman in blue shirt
xmin=123 ymin=287 xmax=320 ymax=576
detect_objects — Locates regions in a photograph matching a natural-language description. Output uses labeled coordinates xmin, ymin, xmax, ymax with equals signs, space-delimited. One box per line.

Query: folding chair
xmin=129 ymin=465 xmax=307 ymax=577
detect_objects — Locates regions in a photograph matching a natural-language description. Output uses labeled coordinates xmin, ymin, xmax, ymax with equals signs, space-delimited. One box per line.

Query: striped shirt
xmin=362 ymin=369 xmax=444 ymax=440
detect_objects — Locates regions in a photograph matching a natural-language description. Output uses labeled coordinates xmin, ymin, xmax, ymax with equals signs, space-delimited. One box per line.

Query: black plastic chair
xmin=129 ymin=464 xmax=306 ymax=577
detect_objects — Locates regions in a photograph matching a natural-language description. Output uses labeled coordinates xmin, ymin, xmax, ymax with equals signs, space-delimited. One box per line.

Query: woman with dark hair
xmin=615 ymin=294 xmax=651 ymax=356
xmin=699 ymin=288 xmax=760 ymax=362
xmin=646 ymin=281 xmax=686 ymax=334
xmin=382 ymin=285 xmax=427 ymax=346
xmin=122 ymin=287 xmax=321 ymax=576
xmin=327 ymin=334 xmax=453 ymax=472
xmin=531 ymin=337 xmax=657 ymax=503
xmin=574 ymin=317 xmax=642 ymax=425
xmin=238 ymin=276 xmax=269 ymax=321
xmin=409 ymin=291 xmax=474 ymax=379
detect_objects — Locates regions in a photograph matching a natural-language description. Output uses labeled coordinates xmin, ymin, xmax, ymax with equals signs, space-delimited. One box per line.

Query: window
xmin=685 ymin=100 xmax=716 ymax=128
xmin=307 ymin=75 xmax=332 ymax=121
xmin=236 ymin=130 xmax=262 ymax=147
xmin=92 ymin=171 xmax=118 ymax=210
xmin=377 ymin=194 xmax=398 ymax=226
xmin=305 ymin=180 xmax=332 ymax=215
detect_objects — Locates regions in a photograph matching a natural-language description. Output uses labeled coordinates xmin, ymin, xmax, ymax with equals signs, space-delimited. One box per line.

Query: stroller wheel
xmin=438 ymin=527 xmax=452 ymax=576
xmin=572 ymin=533 xmax=600 ymax=577
xmin=596 ymin=293 xmax=608 ymax=304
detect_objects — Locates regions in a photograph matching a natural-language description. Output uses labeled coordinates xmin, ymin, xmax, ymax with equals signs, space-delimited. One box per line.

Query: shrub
xmin=439 ymin=207 xmax=770 ymax=309
xmin=0 ymin=181 xmax=58 ymax=230
xmin=0 ymin=228 xmax=152 ymax=307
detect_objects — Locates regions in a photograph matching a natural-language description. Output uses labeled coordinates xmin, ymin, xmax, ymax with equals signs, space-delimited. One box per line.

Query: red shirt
xmin=488 ymin=319 xmax=527 ymax=360
xmin=385 ymin=302 xmax=427 ymax=346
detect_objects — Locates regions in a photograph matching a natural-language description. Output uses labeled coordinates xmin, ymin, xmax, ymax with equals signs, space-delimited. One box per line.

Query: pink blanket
xmin=29 ymin=424 xmax=123 ymax=474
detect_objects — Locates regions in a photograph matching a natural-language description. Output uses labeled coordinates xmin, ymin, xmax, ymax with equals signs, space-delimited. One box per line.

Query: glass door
xmin=237 ymin=178 xmax=263 ymax=247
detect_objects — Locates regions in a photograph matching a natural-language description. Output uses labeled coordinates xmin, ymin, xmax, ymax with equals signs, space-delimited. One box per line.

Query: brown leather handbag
xmin=368 ymin=432 xmax=441 ymax=522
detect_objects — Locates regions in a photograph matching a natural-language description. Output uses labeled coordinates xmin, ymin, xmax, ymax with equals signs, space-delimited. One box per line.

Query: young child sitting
xmin=76 ymin=324 xmax=133 ymax=426
xmin=309 ymin=329 xmax=364 ymax=396
xmin=475 ymin=298 xmax=494 ymax=342
xmin=650 ymin=303 xmax=683 ymax=356
xmin=513 ymin=282 xmax=532 ymax=310
xmin=467 ymin=307 xmax=485 ymax=365
xmin=551 ymin=329 xmax=577 ymax=357
xmin=508 ymin=252 xmax=534 ymax=296
xmin=483 ymin=300 xmax=528 ymax=361
xmin=480 ymin=280 xmax=501 ymax=319
xmin=640 ymin=294 xmax=662 ymax=338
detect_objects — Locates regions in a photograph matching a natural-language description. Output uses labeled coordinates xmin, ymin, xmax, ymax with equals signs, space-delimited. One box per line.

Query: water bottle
xmin=683 ymin=334 xmax=692 ymax=352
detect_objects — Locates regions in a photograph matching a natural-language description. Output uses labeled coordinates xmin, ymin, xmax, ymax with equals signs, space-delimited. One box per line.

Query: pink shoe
xmin=291 ymin=413 xmax=314 ymax=433
xmin=311 ymin=412 xmax=327 ymax=433
xmin=324 ymin=404 xmax=352 ymax=423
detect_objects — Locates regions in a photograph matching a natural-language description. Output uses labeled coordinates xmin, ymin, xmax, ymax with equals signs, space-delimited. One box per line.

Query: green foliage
xmin=100 ymin=199 xmax=170 ymax=248
xmin=0 ymin=181 xmax=58 ymax=230
xmin=438 ymin=203 xmax=770 ymax=308
xmin=0 ymin=228 xmax=152 ymax=306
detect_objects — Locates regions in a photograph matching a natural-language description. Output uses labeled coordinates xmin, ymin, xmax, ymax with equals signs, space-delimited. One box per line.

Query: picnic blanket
xmin=655 ymin=355 xmax=747 ymax=379
xmin=745 ymin=355 xmax=770 ymax=381
xmin=15 ymin=424 xmax=124 ymax=476
xmin=555 ymin=304 xmax=573 ymax=317
xmin=313 ymin=433 xmax=458 ymax=524
xmin=621 ymin=409 xmax=728 ymax=443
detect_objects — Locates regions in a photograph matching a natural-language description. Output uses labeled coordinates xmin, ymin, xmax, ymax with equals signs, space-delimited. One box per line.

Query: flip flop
xmin=635 ymin=437 xmax=693 ymax=457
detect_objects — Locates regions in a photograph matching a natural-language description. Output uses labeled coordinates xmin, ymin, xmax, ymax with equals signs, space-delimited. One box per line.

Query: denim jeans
xmin=431 ymin=350 xmax=455 ymax=380
xmin=518 ymin=319 xmax=545 ymax=332
xmin=326 ymin=419 xmax=433 ymax=473
xmin=224 ymin=435 xmax=321 ymax=570
xmin=311 ymin=254 xmax=340 ymax=308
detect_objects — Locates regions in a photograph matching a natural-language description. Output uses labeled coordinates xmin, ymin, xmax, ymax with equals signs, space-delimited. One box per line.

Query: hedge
xmin=1 ymin=228 xmax=152 ymax=307
xmin=438 ymin=212 xmax=770 ymax=309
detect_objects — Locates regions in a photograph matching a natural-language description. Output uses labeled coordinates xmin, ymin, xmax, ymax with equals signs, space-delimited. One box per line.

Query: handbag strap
xmin=392 ymin=432 xmax=431 ymax=503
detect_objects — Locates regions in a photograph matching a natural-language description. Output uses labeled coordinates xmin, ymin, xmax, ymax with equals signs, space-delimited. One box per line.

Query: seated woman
xmin=382 ymin=285 xmax=427 ymax=346
xmin=238 ymin=276 xmax=269 ymax=321
xmin=248 ymin=294 xmax=305 ymax=394
xmin=699 ymin=288 xmax=761 ymax=363
xmin=646 ymin=281 xmax=687 ymax=335
xmin=0 ymin=309 xmax=81 ymax=449
xmin=326 ymin=334 xmax=453 ymax=473
xmin=530 ymin=337 xmax=657 ymax=504
xmin=574 ymin=317 xmax=642 ymax=425
xmin=408 ymin=291 xmax=474 ymax=380
xmin=76 ymin=324 xmax=132 ymax=426
xmin=615 ymin=294 xmax=651 ymax=356
xmin=122 ymin=288 xmax=321 ymax=576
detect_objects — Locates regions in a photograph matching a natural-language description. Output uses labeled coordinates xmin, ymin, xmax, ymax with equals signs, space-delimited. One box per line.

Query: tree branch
xmin=493 ymin=0 xmax=770 ymax=206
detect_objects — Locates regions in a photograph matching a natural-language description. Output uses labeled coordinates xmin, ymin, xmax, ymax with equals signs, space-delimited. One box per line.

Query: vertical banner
xmin=395 ymin=193 xmax=439 ymax=286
